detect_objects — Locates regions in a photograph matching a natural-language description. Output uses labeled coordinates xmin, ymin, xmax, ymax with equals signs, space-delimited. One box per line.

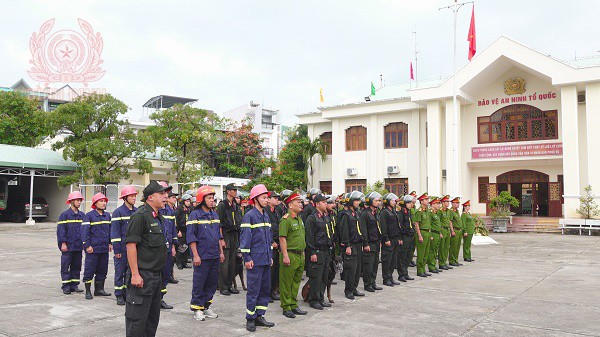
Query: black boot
xmin=94 ymin=280 xmax=112 ymax=297
xmin=85 ymin=283 xmax=93 ymax=300
xmin=255 ymin=316 xmax=275 ymax=327
xmin=116 ymin=296 xmax=125 ymax=306
xmin=246 ymin=319 xmax=256 ymax=332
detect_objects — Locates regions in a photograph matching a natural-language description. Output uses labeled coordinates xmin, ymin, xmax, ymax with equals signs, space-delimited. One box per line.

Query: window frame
xmin=345 ymin=179 xmax=367 ymax=193
xmin=477 ymin=104 xmax=558 ymax=144
xmin=320 ymin=132 xmax=332 ymax=155
xmin=384 ymin=122 xmax=408 ymax=149
xmin=345 ymin=126 xmax=367 ymax=151
xmin=384 ymin=178 xmax=409 ymax=196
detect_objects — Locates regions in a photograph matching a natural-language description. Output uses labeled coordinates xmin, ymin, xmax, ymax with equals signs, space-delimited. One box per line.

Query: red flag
xmin=468 ymin=5 xmax=476 ymax=61
xmin=410 ymin=62 xmax=414 ymax=80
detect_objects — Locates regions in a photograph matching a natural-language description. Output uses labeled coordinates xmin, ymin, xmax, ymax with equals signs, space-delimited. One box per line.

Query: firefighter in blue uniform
xmin=57 ymin=191 xmax=85 ymax=294
xmin=240 ymin=184 xmax=275 ymax=332
xmin=110 ymin=185 xmax=138 ymax=305
xmin=188 ymin=186 xmax=225 ymax=321
xmin=82 ymin=192 xmax=112 ymax=300
xmin=159 ymin=185 xmax=179 ymax=309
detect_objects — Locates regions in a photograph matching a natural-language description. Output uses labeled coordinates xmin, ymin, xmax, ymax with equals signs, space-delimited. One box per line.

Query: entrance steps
xmin=481 ymin=216 xmax=561 ymax=233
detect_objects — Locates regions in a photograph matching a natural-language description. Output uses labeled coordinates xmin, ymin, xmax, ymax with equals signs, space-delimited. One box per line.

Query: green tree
xmin=49 ymin=94 xmax=153 ymax=187
xmin=145 ymin=104 xmax=219 ymax=187
xmin=577 ymin=185 xmax=600 ymax=219
xmin=304 ymin=136 xmax=327 ymax=188
xmin=364 ymin=180 xmax=389 ymax=196
xmin=0 ymin=91 xmax=51 ymax=146
xmin=489 ymin=191 xmax=520 ymax=219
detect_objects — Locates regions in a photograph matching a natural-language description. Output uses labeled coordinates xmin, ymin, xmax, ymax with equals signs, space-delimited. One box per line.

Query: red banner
xmin=472 ymin=142 xmax=562 ymax=159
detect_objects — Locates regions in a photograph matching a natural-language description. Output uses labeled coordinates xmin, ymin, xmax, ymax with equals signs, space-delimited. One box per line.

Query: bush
xmin=488 ymin=191 xmax=519 ymax=219
xmin=577 ymin=185 xmax=600 ymax=219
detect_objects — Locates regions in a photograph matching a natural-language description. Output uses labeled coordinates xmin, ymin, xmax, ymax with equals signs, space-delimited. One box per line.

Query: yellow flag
xmin=320 ymin=88 xmax=324 ymax=103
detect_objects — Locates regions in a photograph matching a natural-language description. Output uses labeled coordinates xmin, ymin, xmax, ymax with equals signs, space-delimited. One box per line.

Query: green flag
xmin=371 ymin=82 xmax=376 ymax=96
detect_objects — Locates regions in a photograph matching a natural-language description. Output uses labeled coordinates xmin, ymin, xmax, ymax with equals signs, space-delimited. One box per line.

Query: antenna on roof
xmin=413 ymin=30 xmax=419 ymax=87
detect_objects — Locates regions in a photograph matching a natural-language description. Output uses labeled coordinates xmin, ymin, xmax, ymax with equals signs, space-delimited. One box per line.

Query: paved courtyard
xmin=0 ymin=225 xmax=599 ymax=336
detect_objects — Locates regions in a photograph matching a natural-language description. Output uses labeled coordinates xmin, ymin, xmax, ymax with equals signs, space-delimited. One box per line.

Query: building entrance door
xmin=496 ymin=170 xmax=553 ymax=217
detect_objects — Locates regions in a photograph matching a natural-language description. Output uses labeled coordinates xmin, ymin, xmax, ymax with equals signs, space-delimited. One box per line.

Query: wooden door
xmin=548 ymin=182 xmax=562 ymax=217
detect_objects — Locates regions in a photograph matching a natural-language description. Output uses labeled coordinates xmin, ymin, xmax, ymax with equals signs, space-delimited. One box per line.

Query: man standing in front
xmin=305 ymin=193 xmax=333 ymax=311
xmin=240 ymin=184 xmax=275 ymax=332
xmin=111 ymin=186 xmax=138 ymax=305
xmin=57 ymin=191 xmax=85 ymax=294
xmin=125 ymin=181 xmax=170 ymax=337
xmin=217 ymin=183 xmax=242 ymax=296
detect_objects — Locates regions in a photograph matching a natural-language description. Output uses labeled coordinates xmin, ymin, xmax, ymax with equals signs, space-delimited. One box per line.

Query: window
xmin=384 ymin=122 xmax=408 ymax=148
xmin=345 ymin=126 xmax=367 ymax=151
xmin=385 ymin=178 xmax=408 ymax=196
xmin=320 ymin=132 xmax=332 ymax=155
xmin=345 ymin=179 xmax=367 ymax=193
xmin=477 ymin=104 xmax=558 ymax=144
xmin=319 ymin=181 xmax=332 ymax=194
xmin=478 ymin=177 xmax=489 ymax=203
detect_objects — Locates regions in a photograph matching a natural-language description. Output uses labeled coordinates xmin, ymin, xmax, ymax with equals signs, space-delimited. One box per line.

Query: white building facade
xmin=299 ymin=37 xmax=600 ymax=218
xmin=223 ymin=101 xmax=281 ymax=158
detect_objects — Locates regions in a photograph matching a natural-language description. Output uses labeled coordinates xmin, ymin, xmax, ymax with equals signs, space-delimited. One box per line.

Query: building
xmin=298 ymin=37 xmax=600 ymax=219
xmin=222 ymin=101 xmax=281 ymax=158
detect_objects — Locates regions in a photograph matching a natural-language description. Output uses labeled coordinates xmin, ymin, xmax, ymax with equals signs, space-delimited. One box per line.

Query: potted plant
xmin=488 ymin=191 xmax=520 ymax=233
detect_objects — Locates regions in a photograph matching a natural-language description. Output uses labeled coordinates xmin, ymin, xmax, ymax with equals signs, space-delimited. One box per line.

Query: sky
xmin=2 ymin=0 xmax=599 ymax=126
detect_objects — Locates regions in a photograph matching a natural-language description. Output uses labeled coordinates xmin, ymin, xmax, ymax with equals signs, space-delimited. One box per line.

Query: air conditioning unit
xmin=387 ymin=166 xmax=400 ymax=174
xmin=347 ymin=168 xmax=358 ymax=176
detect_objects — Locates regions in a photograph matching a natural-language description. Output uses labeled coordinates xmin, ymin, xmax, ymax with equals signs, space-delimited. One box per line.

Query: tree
xmin=303 ymin=136 xmax=326 ymax=188
xmin=145 ymin=104 xmax=219 ymax=188
xmin=488 ymin=191 xmax=520 ymax=219
xmin=49 ymin=94 xmax=153 ymax=187
xmin=364 ymin=181 xmax=389 ymax=196
xmin=577 ymin=185 xmax=600 ymax=219
xmin=0 ymin=91 xmax=51 ymax=146
xmin=213 ymin=120 xmax=273 ymax=178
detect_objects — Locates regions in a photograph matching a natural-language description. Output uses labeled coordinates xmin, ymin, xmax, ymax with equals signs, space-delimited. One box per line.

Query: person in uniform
xmin=438 ymin=195 xmax=455 ymax=271
xmin=360 ymin=192 xmax=383 ymax=292
xmin=217 ymin=183 xmax=242 ymax=296
xmin=397 ymin=195 xmax=416 ymax=282
xmin=301 ymin=188 xmax=321 ymax=224
xmin=427 ymin=197 xmax=443 ymax=274
xmin=413 ymin=193 xmax=432 ymax=278
xmin=187 ymin=186 xmax=225 ymax=321
xmin=305 ymin=193 xmax=333 ymax=310
xmin=408 ymin=191 xmax=418 ymax=267
xmin=276 ymin=190 xmax=292 ymax=220
xmin=175 ymin=194 xmax=192 ymax=269
xmin=158 ymin=187 xmax=178 ymax=309
xmin=124 ymin=181 xmax=170 ymax=337
xmin=240 ymin=184 xmax=275 ymax=332
xmin=449 ymin=197 xmax=464 ymax=267
xmin=265 ymin=191 xmax=282 ymax=301
xmin=57 ymin=191 xmax=85 ymax=294
xmin=278 ymin=192 xmax=308 ymax=318
xmin=325 ymin=195 xmax=340 ymax=303
xmin=111 ymin=186 xmax=138 ymax=305
xmin=379 ymin=193 xmax=401 ymax=287
xmin=82 ymin=192 xmax=112 ymax=300
xmin=339 ymin=191 xmax=366 ymax=299
xmin=461 ymin=200 xmax=475 ymax=262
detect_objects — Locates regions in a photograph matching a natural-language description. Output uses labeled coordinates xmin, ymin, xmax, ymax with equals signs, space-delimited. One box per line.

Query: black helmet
xmin=280 ymin=189 xmax=293 ymax=201
xmin=364 ymin=192 xmax=382 ymax=206
xmin=399 ymin=195 xmax=414 ymax=207
xmin=307 ymin=187 xmax=322 ymax=200
xmin=341 ymin=192 xmax=351 ymax=206
xmin=382 ymin=193 xmax=399 ymax=206
xmin=348 ymin=191 xmax=364 ymax=203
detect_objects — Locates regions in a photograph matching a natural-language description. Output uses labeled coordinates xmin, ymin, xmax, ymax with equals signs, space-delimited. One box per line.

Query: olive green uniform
xmin=427 ymin=210 xmax=442 ymax=271
xmin=278 ymin=212 xmax=306 ymax=311
xmin=461 ymin=212 xmax=475 ymax=260
xmin=410 ymin=207 xmax=418 ymax=263
xmin=449 ymin=209 xmax=463 ymax=265
xmin=438 ymin=209 xmax=452 ymax=268
xmin=413 ymin=207 xmax=431 ymax=275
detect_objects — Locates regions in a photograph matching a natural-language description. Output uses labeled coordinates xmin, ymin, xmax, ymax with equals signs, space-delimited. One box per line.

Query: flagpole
xmin=413 ymin=31 xmax=418 ymax=87
xmin=439 ymin=0 xmax=473 ymax=197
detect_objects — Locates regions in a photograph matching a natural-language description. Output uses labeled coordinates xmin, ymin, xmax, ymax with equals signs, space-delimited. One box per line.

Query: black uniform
xmin=379 ymin=206 xmax=401 ymax=283
xmin=125 ymin=203 xmax=168 ymax=337
xmin=360 ymin=208 xmax=381 ymax=290
xmin=264 ymin=205 xmax=281 ymax=294
xmin=339 ymin=208 xmax=364 ymax=296
xmin=174 ymin=204 xmax=191 ymax=268
xmin=398 ymin=207 xmax=416 ymax=279
xmin=216 ymin=198 xmax=242 ymax=291
xmin=275 ymin=203 xmax=287 ymax=221
xmin=301 ymin=202 xmax=316 ymax=225
xmin=305 ymin=211 xmax=333 ymax=305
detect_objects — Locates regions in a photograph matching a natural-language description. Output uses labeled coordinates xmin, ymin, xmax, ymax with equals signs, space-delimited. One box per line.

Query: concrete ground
xmin=0 ymin=225 xmax=599 ymax=337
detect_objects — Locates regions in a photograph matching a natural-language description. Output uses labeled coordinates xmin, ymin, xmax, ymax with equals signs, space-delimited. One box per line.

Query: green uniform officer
xmin=449 ymin=197 xmax=464 ymax=266
xmin=427 ymin=197 xmax=443 ymax=273
xmin=461 ymin=200 xmax=475 ymax=262
xmin=408 ymin=191 xmax=418 ymax=267
xmin=414 ymin=193 xmax=432 ymax=277
xmin=278 ymin=193 xmax=308 ymax=317
xmin=438 ymin=195 xmax=454 ymax=270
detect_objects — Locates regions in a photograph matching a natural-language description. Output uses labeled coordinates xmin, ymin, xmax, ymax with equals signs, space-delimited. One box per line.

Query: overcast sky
xmin=2 ymin=0 xmax=598 ymax=126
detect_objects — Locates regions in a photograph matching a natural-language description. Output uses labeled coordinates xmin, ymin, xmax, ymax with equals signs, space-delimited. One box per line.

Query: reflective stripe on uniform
xmin=161 ymin=288 xmax=167 ymax=293
xmin=111 ymin=238 xmax=122 ymax=242
xmin=256 ymin=305 xmax=268 ymax=311
xmin=240 ymin=222 xmax=271 ymax=229
xmin=191 ymin=305 xmax=204 ymax=310
xmin=62 ymin=280 xmax=71 ymax=283
xmin=163 ymin=215 xmax=176 ymax=219
xmin=114 ymin=285 xmax=127 ymax=290
xmin=111 ymin=216 xmax=131 ymax=222
xmin=246 ymin=308 xmax=255 ymax=315
xmin=84 ymin=280 xmax=93 ymax=284
xmin=187 ymin=219 xmax=220 ymax=225
xmin=70 ymin=279 xmax=80 ymax=283
xmin=90 ymin=221 xmax=111 ymax=226
xmin=240 ymin=248 xmax=251 ymax=253
xmin=57 ymin=220 xmax=82 ymax=224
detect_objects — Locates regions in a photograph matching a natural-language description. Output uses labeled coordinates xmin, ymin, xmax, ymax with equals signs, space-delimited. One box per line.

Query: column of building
xmin=560 ymin=85 xmax=581 ymax=217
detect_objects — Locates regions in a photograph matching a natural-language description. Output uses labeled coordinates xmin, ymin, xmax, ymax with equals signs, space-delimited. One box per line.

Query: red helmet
xmin=196 ymin=185 xmax=216 ymax=204
xmin=66 ymin=191 xmax=84 ymax=205
xmin=158 ymin=181 xmax=169 ymax=188
xmin=120 ymin=185 xmax=138 ymax=199
xmin=249 ymin=184 xmax=268 ymax=201
xmin=91 ymin=192 xmax=108 ymax=209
